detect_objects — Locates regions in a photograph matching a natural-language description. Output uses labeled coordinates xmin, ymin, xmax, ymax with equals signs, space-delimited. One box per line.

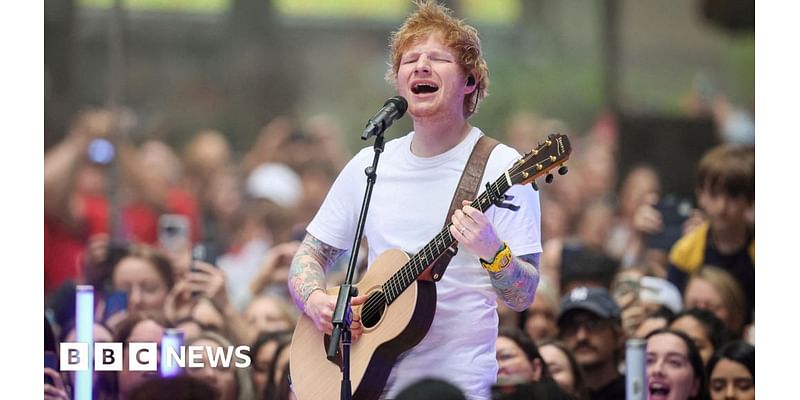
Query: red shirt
xmin=44 ymin=188 xmax=202 ymax=295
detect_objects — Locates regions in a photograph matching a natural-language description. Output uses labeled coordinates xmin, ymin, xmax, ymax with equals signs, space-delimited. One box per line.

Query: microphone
xmin=362 ymin=96 xmax=408 ymax=140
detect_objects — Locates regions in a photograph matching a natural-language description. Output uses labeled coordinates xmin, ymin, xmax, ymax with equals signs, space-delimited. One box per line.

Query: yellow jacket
xmin=668 ymin=222 xmax=755 ymax=274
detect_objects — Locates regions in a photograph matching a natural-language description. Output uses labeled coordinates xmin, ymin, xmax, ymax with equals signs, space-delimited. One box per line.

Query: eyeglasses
xmin=559 ymin=317 xmax=613 ymax=337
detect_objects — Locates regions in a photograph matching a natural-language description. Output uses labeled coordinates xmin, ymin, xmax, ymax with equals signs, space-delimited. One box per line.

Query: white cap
xmin=639 ymin=276 xmax=683 ymax=314
xmin=246 ymin=163 xmax=302 ymax=208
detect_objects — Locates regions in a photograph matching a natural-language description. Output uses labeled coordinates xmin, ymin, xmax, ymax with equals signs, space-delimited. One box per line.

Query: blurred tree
xmin=700 ymin=0 xmax=754 ymax=33
xmin=45 ymin=0 xmax=76 ymax=149
xmin=224 ymin=0 xmax=300 ymax=147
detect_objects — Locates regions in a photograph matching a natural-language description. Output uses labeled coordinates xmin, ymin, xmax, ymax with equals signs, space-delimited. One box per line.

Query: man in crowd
xmin=557 ymin=286 xmax=625 ymax=400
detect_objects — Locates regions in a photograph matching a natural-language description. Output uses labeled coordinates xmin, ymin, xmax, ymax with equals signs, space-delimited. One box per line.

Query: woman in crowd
xmin=185 ymin=331 xmax=255 ymax=400
xmin=250 ymin=330 xmax=292 ymax=397
xmin=522 ymin=280 xmax=560 ymax=342
xmin=95 ymin=313 xmax=169 ymax=400
xmin=242 ymin=294 xmax=297 ymax=345
xmin=261 ymin=337 xmax=292 ymax=400
xmin=496 ymin=327 xmax=577 ymax=399
xmin=496 ymin=327 xmax=546 ymax=384
xmin=706 ymin=341 xmax=754 ymax=400
xmin=538 ymin=340 xmax=589 ymax=400
xmin=684 ymin=266 xmax=748 ymax=336
xmin=670 ymin=308 xmax=731 ymax=366
xmin=110 ymin=244 xmax=175 ymax=316
xmin=645 ymin=328 xmax=708 ymax=400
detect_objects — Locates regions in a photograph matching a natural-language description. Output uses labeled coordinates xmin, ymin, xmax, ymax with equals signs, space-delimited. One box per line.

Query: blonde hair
xmin=385 ymin=0 xmax=489 ymax=117
xmin=692 ymin=266 xmax=747 ymax=331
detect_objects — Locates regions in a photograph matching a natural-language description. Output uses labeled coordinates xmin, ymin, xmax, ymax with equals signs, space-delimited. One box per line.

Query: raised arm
xmin=44 ymin=110 xmax=106 ymax=225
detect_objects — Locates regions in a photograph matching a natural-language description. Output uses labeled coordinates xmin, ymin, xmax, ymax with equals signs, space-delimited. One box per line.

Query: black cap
xmin=557 ymin=286 xmax=621 ymax=326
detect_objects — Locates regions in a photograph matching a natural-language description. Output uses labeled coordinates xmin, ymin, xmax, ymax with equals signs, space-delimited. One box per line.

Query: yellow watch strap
xmin=480 ymin=242 xmax=512 ymax=273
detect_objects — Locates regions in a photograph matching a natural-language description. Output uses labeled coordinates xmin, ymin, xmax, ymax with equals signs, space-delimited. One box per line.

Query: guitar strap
xmin=428 ymin=134 xmax=500 ymax=281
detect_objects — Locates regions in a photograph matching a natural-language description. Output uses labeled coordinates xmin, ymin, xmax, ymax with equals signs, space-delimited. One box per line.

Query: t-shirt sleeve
xmin=305 ymin=150 xmax=369 ymax=250
xmin=485 ymin=146 xmax=543 ymax=257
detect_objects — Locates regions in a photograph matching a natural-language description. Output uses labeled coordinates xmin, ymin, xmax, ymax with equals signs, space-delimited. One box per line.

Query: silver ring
xmin=460 ymin=227 xmax=467 ymax=235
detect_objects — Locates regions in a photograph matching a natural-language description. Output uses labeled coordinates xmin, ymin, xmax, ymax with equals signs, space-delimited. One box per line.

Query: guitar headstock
xmin=508 ymin=133 xmax=572 ymax=186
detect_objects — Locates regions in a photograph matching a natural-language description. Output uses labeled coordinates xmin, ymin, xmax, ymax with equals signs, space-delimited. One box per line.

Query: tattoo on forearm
xmin=489 ymin=253 xmax=540 ymax=312
xmin=288 ymin=233 xmax=346 ymax=311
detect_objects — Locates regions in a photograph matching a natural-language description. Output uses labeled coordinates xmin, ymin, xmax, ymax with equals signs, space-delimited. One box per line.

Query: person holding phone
xmin=44 ymin=354 xmax=70 ymax=400
xmin=44 ymin=109 xmax=202 ymax=297
xmin=110 ymin=244 xmax=175 ymax=316
xmin=634 ymin=145 xmax=754 ymax=328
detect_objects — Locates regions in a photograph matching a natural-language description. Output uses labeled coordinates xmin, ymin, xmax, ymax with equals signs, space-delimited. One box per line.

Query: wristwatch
xmin=480 ymin=242 xmax=512 ymax=273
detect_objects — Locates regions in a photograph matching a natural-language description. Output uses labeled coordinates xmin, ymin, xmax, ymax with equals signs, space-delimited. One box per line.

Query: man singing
xmin=289 ymin=1 xmax=542 ymax=398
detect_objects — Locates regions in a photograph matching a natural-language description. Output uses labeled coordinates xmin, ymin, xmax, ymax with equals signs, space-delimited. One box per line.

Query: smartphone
xmin=103 ymin=290 xmax=129 ymax=321
xmin=647 ymin=194 xmax=693 ymax=251
xmin=87 ymin=138 xmax=115 ymax=165
xmin=612 ymin=277 xmax=640 ymax=307
xmin=192 ymin=244 xmax=207 ymax=267
xmin=158 ymin=214 xmax=191 ymax=252
xmin=44 ymin=351 xmax=58 ymax=385
xmin=191 ymin=244 xmax=209 ymax=297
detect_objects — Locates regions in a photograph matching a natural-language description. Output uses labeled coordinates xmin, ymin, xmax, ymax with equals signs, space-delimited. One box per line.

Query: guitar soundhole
xmin=361 ymin=291 xmax=387 ymax=329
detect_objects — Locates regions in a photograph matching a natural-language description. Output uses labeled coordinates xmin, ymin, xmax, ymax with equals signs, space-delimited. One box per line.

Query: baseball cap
xmin=557 ymin=286 xmax=621 ymax=326
xmin=245 ymin=163 xmax=302 ymax=208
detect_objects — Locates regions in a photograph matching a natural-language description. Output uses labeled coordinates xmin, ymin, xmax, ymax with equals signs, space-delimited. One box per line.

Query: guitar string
xmin=359 ymin=193 xmax=467 ymax=322
xmin=369 ymin=157 xmax=561 ymax=321
xmin=358 ymin=175 xmax=516 ymax=324
xmin=358 ymin=176 xmax=514 ymax=324
xmin=357 ymin=170 xmax=542 ymax=324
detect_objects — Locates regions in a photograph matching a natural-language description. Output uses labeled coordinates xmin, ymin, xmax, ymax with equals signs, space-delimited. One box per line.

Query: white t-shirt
xmin=306 ymin=127 xmax=542 ymax=400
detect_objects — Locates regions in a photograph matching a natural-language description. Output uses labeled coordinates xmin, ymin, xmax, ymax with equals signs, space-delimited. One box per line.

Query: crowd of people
xmin=44 ymin=2 xmax=754 ymax=400
xmin=43 ymin=112 xmax=755 ymax=400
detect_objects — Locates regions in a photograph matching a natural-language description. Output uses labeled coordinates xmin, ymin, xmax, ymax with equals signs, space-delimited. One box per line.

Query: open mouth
xmin=411 ymin=82 xmax=439 ymax=94
xmin=648 ymin=382 xmax=670 ymax=398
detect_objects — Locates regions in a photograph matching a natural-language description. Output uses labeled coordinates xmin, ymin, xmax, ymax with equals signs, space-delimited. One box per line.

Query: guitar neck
xmin=381 ymin=174 xmax=512 ymax=303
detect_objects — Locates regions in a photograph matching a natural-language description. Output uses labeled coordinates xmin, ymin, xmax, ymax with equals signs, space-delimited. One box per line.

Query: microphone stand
xmin=327 ymin=129 xmax=386 ymax=400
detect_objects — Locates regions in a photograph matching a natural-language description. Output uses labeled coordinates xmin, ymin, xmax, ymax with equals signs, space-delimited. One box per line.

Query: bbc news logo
xmin=60 ymin=342 xmax=252 ymax=371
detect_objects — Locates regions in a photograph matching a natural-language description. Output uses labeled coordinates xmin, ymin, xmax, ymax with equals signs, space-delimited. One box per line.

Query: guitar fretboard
xmin=381 ymin=175 xmax=512 ymax=303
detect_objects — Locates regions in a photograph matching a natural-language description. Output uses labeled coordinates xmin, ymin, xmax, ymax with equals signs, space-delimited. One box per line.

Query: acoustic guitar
xmin=290 ymin=133 xmax=572 ymax=400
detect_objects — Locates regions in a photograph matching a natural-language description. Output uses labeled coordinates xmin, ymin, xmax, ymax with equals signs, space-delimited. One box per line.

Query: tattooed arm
xmin=288 ymin=233 xmax=346 ymax=313
xmin=449 ymin=201 xmax=541 ymax=312
xmin=488 ymin=252 xmax=541 ymax=312
xmin=288 ymin=233 xmax=369 ymax=337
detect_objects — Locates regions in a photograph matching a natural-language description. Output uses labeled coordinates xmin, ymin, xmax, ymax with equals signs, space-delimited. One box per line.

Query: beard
xmin=573 ymin=341 xmax=605 ymax=370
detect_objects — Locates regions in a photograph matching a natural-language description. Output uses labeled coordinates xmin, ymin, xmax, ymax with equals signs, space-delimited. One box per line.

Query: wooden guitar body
xmin=290 ymin=249 xmax=437 ymax=400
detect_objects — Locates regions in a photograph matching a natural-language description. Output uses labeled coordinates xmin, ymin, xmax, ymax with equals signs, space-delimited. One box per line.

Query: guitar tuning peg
xmin=531 ymin=182 xmax=539 ymax=191
xmin=545 ymin=174 xmax=554 ymax=184
xmin=558 ymin=165 xmax=569 ymax=175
